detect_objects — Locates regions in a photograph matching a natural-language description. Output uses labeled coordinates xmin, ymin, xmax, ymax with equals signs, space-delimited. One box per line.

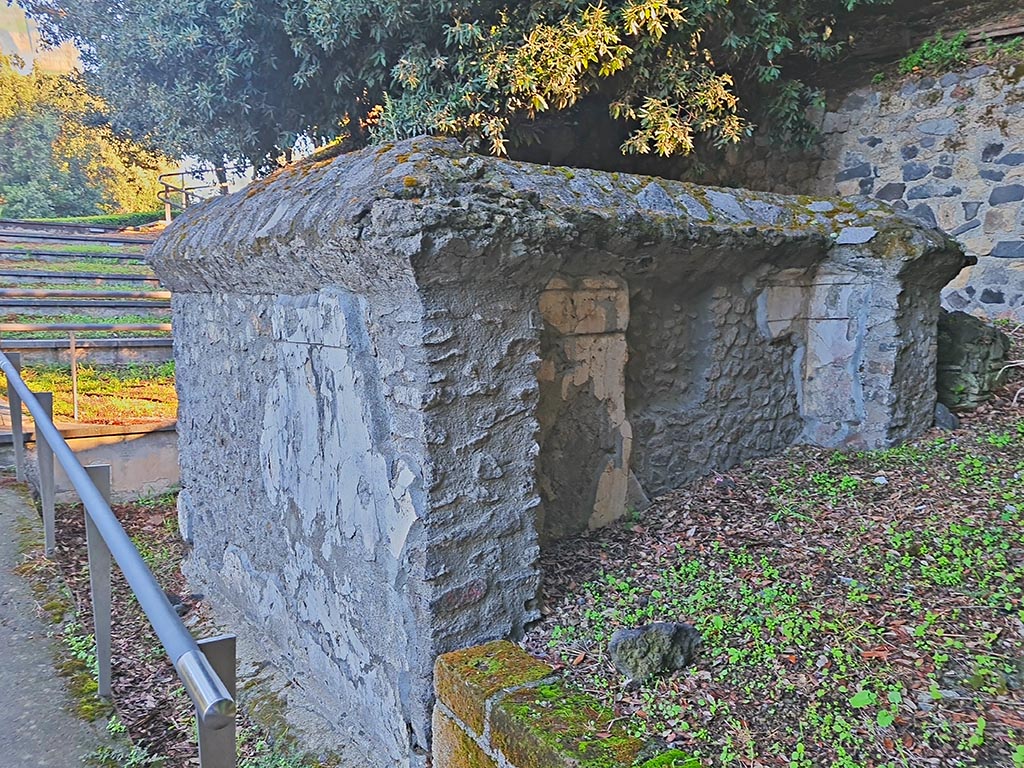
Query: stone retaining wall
xmin=433 ymin=641 xmax=700 ymax=768
xmin=705 ymin=61 xmax=1024 ymax=320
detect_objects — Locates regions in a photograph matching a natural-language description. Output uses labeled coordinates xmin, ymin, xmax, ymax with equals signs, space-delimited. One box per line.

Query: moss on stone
xmin=490 ymin=681 xmax=650 ymax=768
xmin=435 ymin=641 xmax=554 ymax=735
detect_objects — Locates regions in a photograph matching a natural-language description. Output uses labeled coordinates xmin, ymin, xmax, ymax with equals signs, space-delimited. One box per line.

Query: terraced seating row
xmin=0 ymin=224 xmax=172 ymax=365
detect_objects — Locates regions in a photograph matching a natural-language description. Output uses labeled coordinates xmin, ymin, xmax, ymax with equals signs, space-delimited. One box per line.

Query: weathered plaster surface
xmin=148 ymin=137 xmax=966 ymax=765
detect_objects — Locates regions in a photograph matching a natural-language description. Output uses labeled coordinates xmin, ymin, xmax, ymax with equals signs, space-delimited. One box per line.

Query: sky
xmin=0 ymin=2 xmax=78 ymax=74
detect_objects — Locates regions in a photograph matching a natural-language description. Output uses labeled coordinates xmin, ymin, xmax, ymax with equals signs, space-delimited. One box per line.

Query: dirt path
xmin=0 ymin=485 xmax=108 ymax=766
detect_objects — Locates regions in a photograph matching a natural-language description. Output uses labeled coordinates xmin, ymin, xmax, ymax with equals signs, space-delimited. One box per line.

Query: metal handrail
xmin=0 ymin=351 xmax=236 ymax=767
xmin=158 ymin=165 xmax=247 ymax=222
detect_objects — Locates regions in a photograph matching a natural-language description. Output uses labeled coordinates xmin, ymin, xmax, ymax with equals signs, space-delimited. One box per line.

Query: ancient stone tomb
xmin=147 ymin=138 xmax=966 ymax=767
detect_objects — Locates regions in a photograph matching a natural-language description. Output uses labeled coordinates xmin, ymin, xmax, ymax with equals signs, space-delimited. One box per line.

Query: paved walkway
xmin=0 ymin=484 xmax=108 ymax=766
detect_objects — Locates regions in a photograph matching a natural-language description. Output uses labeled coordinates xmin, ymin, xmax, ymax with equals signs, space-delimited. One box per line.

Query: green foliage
xmin=26 ymin=210 xmax=163 ymax=226
xmin=0 ymin=53 xmax=170 ymax=218
xmin=898 ymin=31 xmax=969 ymax=74
xmin=31 ymin=0 xmax=891 ymax=166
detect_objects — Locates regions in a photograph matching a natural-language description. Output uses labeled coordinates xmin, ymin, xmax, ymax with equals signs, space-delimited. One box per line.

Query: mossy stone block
xmin=490 ymin=681 xmax=653 ymax=767
xmin=434 ymin=641 xmax=553 ymax=735
xmin=432 ymin=706 xmax=499 ymax=768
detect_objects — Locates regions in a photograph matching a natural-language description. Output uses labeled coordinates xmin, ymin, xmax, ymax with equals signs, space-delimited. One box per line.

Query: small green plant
xmin=898 ymin=31 xmax=969 ymax=74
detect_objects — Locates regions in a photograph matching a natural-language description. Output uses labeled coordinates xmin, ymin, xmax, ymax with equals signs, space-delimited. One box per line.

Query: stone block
xmin=937 ymin=309 xmax=1012 ymax=409
xmin=989 ymin=185 xmax=1024 ymax=205
xmin=490 ymin=682 xmax=646 ymax=767
xmin=432 ymin=708 xmax=498 ymax=768
xmin=434 ymin=641 xmax=553 ymax=736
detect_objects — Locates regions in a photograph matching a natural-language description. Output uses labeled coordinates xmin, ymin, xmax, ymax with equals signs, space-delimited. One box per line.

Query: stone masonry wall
xmin=148 ymin=138 xmax=966 ymax=766
xmin=706 ymin=61 xmax=1024 ymax=320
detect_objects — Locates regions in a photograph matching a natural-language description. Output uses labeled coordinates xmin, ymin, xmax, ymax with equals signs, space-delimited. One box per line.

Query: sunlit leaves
xmin=26 ymin=0 xmax=890 ymax=165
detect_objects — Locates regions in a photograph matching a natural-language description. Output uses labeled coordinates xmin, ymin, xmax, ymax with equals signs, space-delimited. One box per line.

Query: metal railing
xmin=158 ymin=165 xmax=247 ymax=223
xmin=0 ymin=351 xmax=237 ymax=767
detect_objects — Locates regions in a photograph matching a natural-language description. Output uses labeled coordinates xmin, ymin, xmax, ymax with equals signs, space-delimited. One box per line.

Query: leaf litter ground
xmin=525 ymin=324 xmax=1024 ymax=768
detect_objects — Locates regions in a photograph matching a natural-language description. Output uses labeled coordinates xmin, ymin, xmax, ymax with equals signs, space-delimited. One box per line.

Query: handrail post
xmin=84 ymin=464 xmax=113 ymax=698
xmin=69 ymin=332 xmax=79 ymax=422
xmin=8 ymin=351 xmax=24 ymax=481
xmin=35 ymin=390 xmax=55 ymax=555
xmin=196 ymin=635 xmax=237 ymax=768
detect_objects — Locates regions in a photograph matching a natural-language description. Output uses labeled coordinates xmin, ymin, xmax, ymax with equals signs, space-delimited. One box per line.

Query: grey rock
xmin=907 ymin=182 xmax=962 ymax=200
xmin=836 ymin=162 xmax=873 ymax=182
xmin=909 ymin=204 xmax=937 ymax=228
xmin=900 ymin=145 xmax=919 ymax=160
xmin=992 ymin=241 xmax=1024 ymax=259
xmin=608 ymin=622 xmax=701 ymax=687
xmin=899 ymin=82 xmax=918 ymax=98
xmin=950 ymin=219 xmax=980 ymax=236
xmin=859 ymin=178 xmax=875 ymax=194
xmin=982 ymin=143 xmax=1004 ymax=162
xmin=918 ymin=118 xmax=957 ymax=136
xmin=939 ymin=73 xmax=960 ymax=87
xmin=807 ymin=201 xmax=835 ymax=212
xmin=637 ymin=183 xmax=682 ymax=214
xmin=836 ymin=226 xmax=878 ymax=245
xmin=997 ymin=153 xmax=1024 ymax=166
xmin=859 ymin=136 xmax=883 ymax=148
xmin=841 ymin=92 xmax=869 ymax=112
xmin=876 ymin=183 xmax=906 ymax=202
xmin=934 ymin=403 xmax=959 ymax=430
xmin=902 ymin=162 xmax=930 ymax=181
xmin=677 ymin=193 xmax=710 ymax=221
xmin=962 ymin=202 xmax=981 ymax=220
xmin=981 ymin=288 xmax=1005 ymax=304
xmin=965 ymin=64 xmax=992 ymax=79
xmin=980 ymin=169 xmax=1006 ymax=182
xmin=932 ymin=165 xmax=953 ymax=179
xmin=746 ymin=200 xmax=784 ymax=225
xmin=705 ymin=189 xmax=750 ymax=222
xmin=989 ymin=185 xmax=1024 ymax=205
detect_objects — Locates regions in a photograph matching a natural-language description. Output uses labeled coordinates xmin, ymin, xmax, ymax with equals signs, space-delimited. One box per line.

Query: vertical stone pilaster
xmin=536 ymin=276 xmax=632 ymax=541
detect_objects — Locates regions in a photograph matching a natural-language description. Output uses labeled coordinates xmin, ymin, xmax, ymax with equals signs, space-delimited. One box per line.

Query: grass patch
xmin=0 ymin=362 xmax=176 ymax=423
xmin=0 ymin=279 xmax=158 ymax=291
xmin=0 ymin=258 xmax=155 ymax=276
xmin=0 ymin=311 xmax=171 ymax=339
xmin=887 ymin=31 xmax=1024 ymax=77
xmin=24 ymin=211 xmax=164 ymax=228
xmin=0 ymin=242 xmax=148 ymax=256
